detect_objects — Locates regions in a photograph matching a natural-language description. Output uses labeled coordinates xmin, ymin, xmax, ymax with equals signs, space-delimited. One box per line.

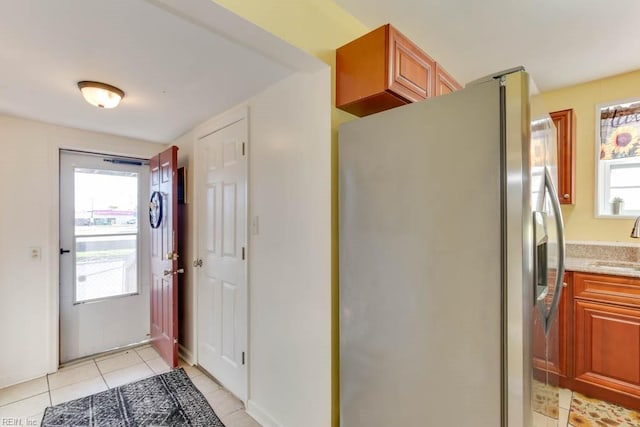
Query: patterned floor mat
xmin=569 ymin=392 xmax=640 ymax=426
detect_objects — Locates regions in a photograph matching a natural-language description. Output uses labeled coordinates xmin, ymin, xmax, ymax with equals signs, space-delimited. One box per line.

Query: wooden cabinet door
xmin=434 ymin=63 xmax=462 ymax=96
xmin=574 ymin=300 xmax=640 ymax=407
xmin=387 ymin=25 xmax=435 ymax=102
xmin=550 ymin=109 xmax=576 ymax=205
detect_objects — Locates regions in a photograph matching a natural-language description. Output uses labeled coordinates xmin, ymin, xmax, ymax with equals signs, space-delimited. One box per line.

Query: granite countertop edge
xmin=565 ymin=257 xmax=640 ymax=278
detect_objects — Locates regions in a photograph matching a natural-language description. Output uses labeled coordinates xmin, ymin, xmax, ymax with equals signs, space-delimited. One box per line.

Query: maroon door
xmin=149 ymin=146 xmax=179 ymax=367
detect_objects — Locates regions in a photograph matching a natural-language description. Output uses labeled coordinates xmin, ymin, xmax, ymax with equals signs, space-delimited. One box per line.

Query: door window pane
xmin=74 ymin=168 xmax=139 ymax=302
xmin=75 ymin=235 xmax=137 ymax=302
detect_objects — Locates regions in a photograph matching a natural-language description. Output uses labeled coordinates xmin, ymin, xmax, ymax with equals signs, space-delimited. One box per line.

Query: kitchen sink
xmin=588 ymin=260 xmax=640 ymax=271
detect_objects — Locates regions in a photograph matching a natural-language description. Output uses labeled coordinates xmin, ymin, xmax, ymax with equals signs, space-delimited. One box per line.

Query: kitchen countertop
xmin=564 ymin=241 xmax=640 ymax=278
xmin=565 ymin=257 xmax=640 ymax=278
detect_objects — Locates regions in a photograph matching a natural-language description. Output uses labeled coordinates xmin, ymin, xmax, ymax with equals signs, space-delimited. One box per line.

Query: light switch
xmin=30 ymin=247 xmax=41 ymax=260
xmin=251 ymin=216 xmax=259 ymax=235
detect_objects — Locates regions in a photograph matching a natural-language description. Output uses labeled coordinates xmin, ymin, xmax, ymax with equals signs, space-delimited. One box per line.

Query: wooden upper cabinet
xmin=550 ymin=109 xmax=576 ymax=204
xmin=336 ymin=24 xmax=460 ymax=117
xmin=387 ymin=26 xmax=434 ymax=102
xmin=435 ymin=63 xmax=462 ymax=96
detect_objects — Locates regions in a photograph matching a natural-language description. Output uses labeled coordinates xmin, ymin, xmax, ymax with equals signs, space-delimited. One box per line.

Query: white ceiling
xmin=4 ymin=0 xmax=637 ymax=143
xmin=335 ymin=0 xmax=640 ymax=92
xmin=0 ymin=0 xmax=302 ymax=143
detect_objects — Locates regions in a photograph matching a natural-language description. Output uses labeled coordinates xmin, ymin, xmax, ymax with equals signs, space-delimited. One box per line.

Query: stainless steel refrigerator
xmin=339 ymin=68 xmax=565 ymax=427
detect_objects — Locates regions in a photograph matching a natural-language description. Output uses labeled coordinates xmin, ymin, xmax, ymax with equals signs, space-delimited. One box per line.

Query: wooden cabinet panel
xmin=574 ymin=272 xmax=640 ymax=307
xmin=435 ymin=63 xmax=462 ymax=96
xmin=388 ymin=26 xmax=434 ymax=102
xmin=574 ymin=301 xmax=640 ymax=399
xmin=569 ymin=271 xmax=640 ymax=409
xmin=336 ymin=25 xmax=401 ymax=117
xmin=336 ymin=24 xmax=460 ymax=117
xmin=550 ymin=109 xmax=576 ymax=205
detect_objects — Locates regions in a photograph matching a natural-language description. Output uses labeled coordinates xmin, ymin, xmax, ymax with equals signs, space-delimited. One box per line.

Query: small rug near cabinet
xmin=41 ymin=368 xmax=225 ymax=426
xmin=569 ymin=392 xmax=640 ymax=427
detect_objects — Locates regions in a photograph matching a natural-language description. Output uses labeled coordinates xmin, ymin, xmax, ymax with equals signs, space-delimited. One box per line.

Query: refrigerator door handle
xmin=541 ymin=166 xmax=566 ymax=335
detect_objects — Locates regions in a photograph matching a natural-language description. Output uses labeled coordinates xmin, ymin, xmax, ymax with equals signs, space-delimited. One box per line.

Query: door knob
xmin=163 ymin=268 xmax=185 ymax=276
xmin=563 ymin=194 xmax=569 ymax=199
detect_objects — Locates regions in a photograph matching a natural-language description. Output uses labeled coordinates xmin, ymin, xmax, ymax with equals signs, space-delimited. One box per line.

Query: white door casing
xmin=59 ymin=150 xmax=150 ymax=363
xmin=196 ymin=117 xmax=248 ymax=401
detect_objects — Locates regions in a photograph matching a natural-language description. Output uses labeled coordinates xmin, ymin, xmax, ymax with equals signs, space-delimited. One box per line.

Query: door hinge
xmin=242 ymin=142 xmax=245 ymax=156
xmin=242 ymin=247 xmax=245 ymax=260
xmin=242 ymin=351 xmax=245 ymax=365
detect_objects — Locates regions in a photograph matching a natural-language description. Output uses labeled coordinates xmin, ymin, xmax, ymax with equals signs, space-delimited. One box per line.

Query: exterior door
xmin=150 ymin=146 xmax=179 ymax=368
xmin=59 ymin=150 xmax=150 ymax=363
xmin=197 ymin=118 xmax=247 ymax=400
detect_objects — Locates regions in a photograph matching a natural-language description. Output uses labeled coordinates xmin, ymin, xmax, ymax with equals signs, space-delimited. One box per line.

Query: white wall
xmin=173 ymin=68 xmax=331 ymax=426
xmin=1 ymin=65 xmax=331 ymax=425
xmin=246 ymin=69 xmax=331 ymax=427
xmin=0 ymin=114 xmax=162 ymax=388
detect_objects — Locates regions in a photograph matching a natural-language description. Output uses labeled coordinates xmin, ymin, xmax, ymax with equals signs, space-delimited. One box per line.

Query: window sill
xmin=595 ymin=214 xmax=640 ymax=220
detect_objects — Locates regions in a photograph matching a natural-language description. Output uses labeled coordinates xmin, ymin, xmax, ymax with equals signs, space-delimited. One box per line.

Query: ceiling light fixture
xmin=77 ymin=81 xmax=125 ymax=109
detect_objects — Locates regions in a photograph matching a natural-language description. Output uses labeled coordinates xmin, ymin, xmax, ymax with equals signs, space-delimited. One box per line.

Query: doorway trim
xmin=191 ymin=106 xmax=250 ymax=403
xmin=47 ymin=142 xmax=159 ymax=374
xmin=58 ymin=149 xmax=151 ymax=363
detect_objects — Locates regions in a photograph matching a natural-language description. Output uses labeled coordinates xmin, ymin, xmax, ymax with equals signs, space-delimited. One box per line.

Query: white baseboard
xmin=247 ymin=400 xmax=281 ymax=427
xmin=178 ymin=344 xmax=194 ymax=364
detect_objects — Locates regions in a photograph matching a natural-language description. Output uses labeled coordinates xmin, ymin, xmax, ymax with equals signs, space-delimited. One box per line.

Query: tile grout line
xmin=93 ymin=358 xmax=109 ymax=389
xmin=45 ymin=374 xmax=52 ymax=407
xmin=0 ymin=391 xmax=51 ymax=409
xmin=136 ymin=347 xmax=156 ymax=374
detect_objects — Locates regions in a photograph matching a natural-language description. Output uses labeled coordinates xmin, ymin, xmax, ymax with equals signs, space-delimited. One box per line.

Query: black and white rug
xmin=41 ymin=368 xmax=225 ymax=426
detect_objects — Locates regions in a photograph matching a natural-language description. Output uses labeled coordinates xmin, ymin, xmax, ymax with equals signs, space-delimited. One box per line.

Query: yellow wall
xmin=211 ymin=1 xmax=368 ymax=425
xmin=539 ymin=70 xmax=640 ymax=243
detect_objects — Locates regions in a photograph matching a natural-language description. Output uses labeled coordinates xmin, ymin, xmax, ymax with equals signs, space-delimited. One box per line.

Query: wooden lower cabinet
xmin=569 ymin=272 xmax=640 ymax=410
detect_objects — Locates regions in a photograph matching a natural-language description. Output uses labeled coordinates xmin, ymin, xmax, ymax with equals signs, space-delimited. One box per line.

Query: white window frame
xmin=597 ymin=158 xmax=640 ymax=218
xmin=595 ymin=98 xmax=640 ymax=218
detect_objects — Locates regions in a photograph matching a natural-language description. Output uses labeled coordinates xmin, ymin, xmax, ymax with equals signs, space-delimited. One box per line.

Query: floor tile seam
xmin=134 ymin=346 xmax=161 ymax=362
xmin=45 ymin=374 xmax=52 ymax=407
xmin=93 ymin=359 xmax=110 ymax=390
xmin=142 ymin=356 xmax=158 ymax=373
xmin=48 ymin=369 xmax=106 ymax=393
xmin=223 ymin=407 xmax=245 ymax=418
xmin=0 ymin=391 xmax=50 ymax=409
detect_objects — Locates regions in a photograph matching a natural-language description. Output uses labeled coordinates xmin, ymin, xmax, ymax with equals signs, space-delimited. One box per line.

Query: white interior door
xmin=59 ymin=150 xmax=150 ymax=363
xmin=197 ymin=118 xmax=247 ymax=400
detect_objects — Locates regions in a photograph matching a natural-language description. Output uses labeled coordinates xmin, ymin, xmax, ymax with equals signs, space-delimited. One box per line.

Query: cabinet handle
xmin=563 ymin=194 xmax=570 ymax=199
xmin=562 ymin=282 xmax=568 ymax=288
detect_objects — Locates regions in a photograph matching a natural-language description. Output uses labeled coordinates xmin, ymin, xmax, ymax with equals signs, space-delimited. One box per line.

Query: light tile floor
xmin=0 ymin=345 xmax=260 ymax=427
